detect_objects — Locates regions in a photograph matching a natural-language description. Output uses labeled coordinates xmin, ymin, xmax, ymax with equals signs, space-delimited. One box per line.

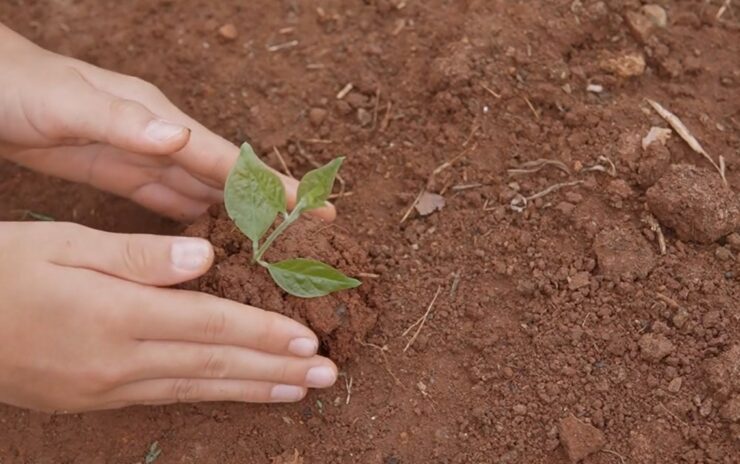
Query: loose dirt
xmin=1 ymin=0 xmax=739 ymax=463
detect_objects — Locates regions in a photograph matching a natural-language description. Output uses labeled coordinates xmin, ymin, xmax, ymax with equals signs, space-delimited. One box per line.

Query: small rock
xmin=720 ymin=395 xmax=740 ymax=423
xmin=601 ymin=51 xmax=646 ymax=78
xmin=672 ymin=307 xmax=689 ymax=328
xmin=625 ymin=11 xmax=655 ymax=43
xmin=715 ymin=247 xmax=733 ymax=261
xmin=704 ymin=345 xmax=740 ymax=399
xmin=568 ymin=271 xmax=591 ymax=290
xmin=647 ymin=164 xmax=740 ymax=244
xmin=593 ymin=227 xmax=657 ymax=279
xmin=558 ymin=415 xmax=606 ymax=463
xmin=556 ymin=201 xmax=576 ymax=215
xmin=357 ymin=108 xmax=373 ymax=126
xmin=218 ymin=23 xmax=238 ymax=41
xmin=699 ymin=398 xmax=713 ymax=417
xmin=513 ymin=404 xmax=527 ymax=415
xmin=642 ymin=4 xmax=668 ymax=28
xmin=308 ymin=108 xmax=328 ymax=127
xmin=639 ymin=333 xmax=675 ymax=362
xmin=668 ymin=377 xmax=683 ymax=393
xmin=727 ymin=232 xmax=740 ymax=251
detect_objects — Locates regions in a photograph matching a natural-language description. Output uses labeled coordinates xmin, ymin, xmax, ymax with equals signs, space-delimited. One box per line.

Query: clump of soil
xmin=647 ymin=164 xmax=740 ymax=244
xmin=182 ymin=205 xmax=377 ymax=362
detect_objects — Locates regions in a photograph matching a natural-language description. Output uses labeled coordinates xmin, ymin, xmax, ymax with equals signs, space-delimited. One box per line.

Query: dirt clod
xmin=308 ymin=108 xmax=328 ymax=127
xmin=705 ymin=345 xmax=740 ymax=399
xmin=218 ymin=23 xmax=238 ymax=40
xmin=720 ymin=396 xmax=740 ymax=423
xmin=558 ymin=415 xmax=606 ymax=462
xmin=600 ymin=51 xmax=646 ymax=77
xmin=593 ymin=227 xmax=657 ymax=279
xmin=647 ymin=164 xmax=740 ymax=243
xmin=639 ymin=333 xmax=675 ymax=362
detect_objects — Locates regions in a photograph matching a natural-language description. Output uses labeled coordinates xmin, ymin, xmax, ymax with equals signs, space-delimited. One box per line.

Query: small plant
xmin=224 ymin=143 xmax=361 ymax=298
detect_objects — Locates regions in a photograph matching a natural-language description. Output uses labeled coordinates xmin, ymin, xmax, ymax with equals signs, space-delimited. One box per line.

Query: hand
xmin=0 ymin=222 xmax=338 ymax=412
xmin=0 ymin=23 xmax=335 ymax=222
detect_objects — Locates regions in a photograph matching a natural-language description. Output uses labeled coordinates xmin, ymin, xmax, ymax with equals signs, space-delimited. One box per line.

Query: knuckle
xmin=203 ymin=310 xmax=227 ymax=342
xmin=255 ymin=311 xmax=281 ymax=349
xmin=108 ymin=97 xmax=142 ymax=120
xmin=202 ymin=348 xmax=229 ymax=378
xmin=128 ymin=76 xmax=165 ymax=100
xmin=121 ymin=236 xmax=150 ymax=275
xmin=171 ymin=379 xmax=199 ymax=402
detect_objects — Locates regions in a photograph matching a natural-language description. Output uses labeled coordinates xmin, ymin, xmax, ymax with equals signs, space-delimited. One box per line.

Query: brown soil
xmin=181 ymin=205 xmax=378 ymax=362
xmin=1 ymin=1 xmax=739 ymax=463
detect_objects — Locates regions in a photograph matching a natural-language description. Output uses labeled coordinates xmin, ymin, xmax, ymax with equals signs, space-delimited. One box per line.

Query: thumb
xmin=60 ymin=80 xmax=190 ymax=155
xmin=49 ymin=223 xmax=213 ymax=286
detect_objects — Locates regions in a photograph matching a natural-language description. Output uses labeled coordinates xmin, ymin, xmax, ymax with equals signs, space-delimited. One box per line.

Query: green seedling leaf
xmin=268 ymin=258 xmax=361 ymax=298
xmin=296 ymin=157 xmax=344 ymax=211
xmin=225 ymin=143 xmax=287 ymax=242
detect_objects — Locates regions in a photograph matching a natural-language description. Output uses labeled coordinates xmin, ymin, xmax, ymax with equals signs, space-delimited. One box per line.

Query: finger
xmin=48 ymin=223 xmax=213 ymax=286
xmin=160 ymin=165 xmax=224 ymax=204
xmin=128 ymin=341 xmax=337 ymax=387
xmin=71 ymin=61 xmax=337 ymax=220
xmin=130 ymin=183 xmax=211 ymax=222
xmin=48 ymin=72 xmax=191 ymax=155
xmin=129 ymin=288 xmax=319 ymax=357
xmin=104 ymin=378 xmax=308 ymax=406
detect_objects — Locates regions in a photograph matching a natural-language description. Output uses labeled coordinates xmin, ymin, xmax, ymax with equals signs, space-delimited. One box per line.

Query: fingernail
xmin=145 ymin=119 xmax=187 ymax=142
xmin=271 ymin=384 xmax=305 ymax=402
xmin=305 ymin=366 xmax=336 ymax=388
xmin=171 ymin=239 xmax=211 ymax=271
xmin=288 ymin=338 xmax=318 ymax=357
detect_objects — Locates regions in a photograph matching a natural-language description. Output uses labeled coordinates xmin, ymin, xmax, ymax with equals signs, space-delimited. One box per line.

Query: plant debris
xmin=415 ymin=191 xmax=446 ymax=216
xmin=646 ymin=99 xmax=727 ymax=185
xmin=641 ymin=126 xmax=672 ymax=149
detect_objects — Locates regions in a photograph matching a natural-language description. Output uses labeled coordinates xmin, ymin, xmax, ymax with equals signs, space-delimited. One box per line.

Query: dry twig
xmin=601 ymin=449 xmax=627 ymax=464
xmin=582 ymin=155 xmax=617 ymax=177
xmin=510 ymin=180 xmax=583 ymax=212
xmin=403 ymin=286 xmax=443 ymax=352
xmin=336 ymin=83 xmax=354 ymax=100
xmin=273 ymin=146 xmax=294 ymax=178
xmin=644 ymin=214 xmax=667 ymax=255
xmin=646 ymin=99 xmax=727 ymax=185
xmin=508 ymin=158 xmax=571 ymax=176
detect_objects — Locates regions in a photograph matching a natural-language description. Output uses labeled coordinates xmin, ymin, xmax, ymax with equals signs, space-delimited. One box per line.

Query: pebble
xmin=568 ymin=271 xmax=591 ymax=290
xmin=558 ymin=415 xmax=606 ymax=463
xmin=513 ymin=404 xmax=527 ymax=415
xmin=727 ymin=232 xmax=740 ymax=251
xmin=642 ymin=4 xmax=668 ymax=28
xmin=308 ymin=107 xmax=328 ymax=127
xmin=668 ymin=377 xmax=683 ymax=393
xmin=639 ymin=333 xmax=675 ymax=362
xmin=600 ymin=52 xmax=646 ymax=78
xmin=218 ymin=23 xmax=238 ymax=40
xmin=357 ymin=108 xmax=373 ymax=126
xmin=715 ymin=247 xmax=733 ymax=261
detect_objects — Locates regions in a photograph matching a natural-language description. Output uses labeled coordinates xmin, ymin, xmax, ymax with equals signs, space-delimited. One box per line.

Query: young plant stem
xmin=253 ymin=205 xmax=304 ymax=263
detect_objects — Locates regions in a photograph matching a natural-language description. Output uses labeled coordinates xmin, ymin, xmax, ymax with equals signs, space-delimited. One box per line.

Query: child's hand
xmin=0 ymin=23 xmax=335 ymax=222
xmin=0 ymin=222 xmax=338 ymax=412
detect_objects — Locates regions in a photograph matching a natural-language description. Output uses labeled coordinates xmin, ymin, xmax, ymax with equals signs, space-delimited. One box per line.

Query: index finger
xmin=71 ymin=61 xmax=337 ymax=221
xmin=127 ymin=285 xmax=320 ymax=358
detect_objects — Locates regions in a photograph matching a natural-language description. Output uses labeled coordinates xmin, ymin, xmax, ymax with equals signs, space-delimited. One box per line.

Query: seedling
xmin=224 ymin=143 xmax=361 ymax=298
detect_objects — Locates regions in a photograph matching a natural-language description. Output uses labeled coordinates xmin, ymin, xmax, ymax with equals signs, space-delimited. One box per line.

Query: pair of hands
xmin=0 ymin=24 xmax=338 ymax=412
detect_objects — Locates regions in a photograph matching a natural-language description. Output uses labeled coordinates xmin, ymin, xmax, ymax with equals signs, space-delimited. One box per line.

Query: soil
xmin=181 ymin=205 xmax=378 ymax=363
xmin=1 ymin=1 xmax=739 ymax=463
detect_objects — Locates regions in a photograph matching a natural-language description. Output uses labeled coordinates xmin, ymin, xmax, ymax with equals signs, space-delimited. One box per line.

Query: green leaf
xmin=224 ymin=143 xmax=287 ymax=242
xmin=267 ymin=258 xmax=361 ymax=298
xmin=296 ymin=157 xmax=344 ymax=211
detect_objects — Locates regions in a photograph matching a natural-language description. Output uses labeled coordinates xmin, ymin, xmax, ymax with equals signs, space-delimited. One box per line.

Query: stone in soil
xmin=639 ymin=333 xmax=675 ymax=362
xmin=558 ymin=415 xmax=606 ymax=462
xmin=704 ymin=345 xmax=740 ymax=399
xmin=218 ymin=23 xmax=238 ymax=40
xmin=593 ymin=226 xmax=657 ymax=279
xmin=182 ymin=205 xmax=378 ymax=362
xmin=600 ymin=51 xmax=646 ymax=77
xmin=647 ymin=164 xmax=740 ymax=244
xmin=720 ymin=395 xmax=740 ymax=423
